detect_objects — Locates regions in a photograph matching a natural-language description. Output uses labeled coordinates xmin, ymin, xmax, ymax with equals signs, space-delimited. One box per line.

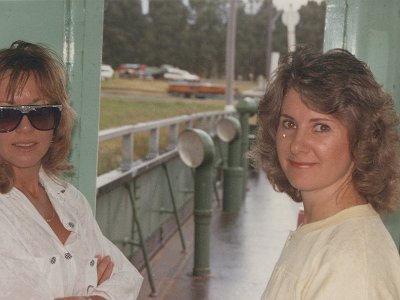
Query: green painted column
xmin=65 ymin=0 xmax=104 ymax=211
xmin=0 ymin=0 xmax=104 ymax=211
xmin=217 ymin=117 xmax=244 ymax=213
xmin=178 ymin=129 xmax=215 ymax=276
xmin=324 ymin=0 xmax=400 ymax=247
xmin=236 ymin=97 xmax=258 ymax=199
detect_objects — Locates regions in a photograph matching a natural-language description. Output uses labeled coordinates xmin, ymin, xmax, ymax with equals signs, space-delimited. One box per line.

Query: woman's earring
xmin=282 ymin=134 xmax=286 ymax=138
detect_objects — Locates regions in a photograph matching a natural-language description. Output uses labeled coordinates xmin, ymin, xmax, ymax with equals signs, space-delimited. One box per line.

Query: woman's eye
xmin=315 ymin=123 xmax=330 ymax=132
xmin=282 ymin=119 xmax=296 ymax=129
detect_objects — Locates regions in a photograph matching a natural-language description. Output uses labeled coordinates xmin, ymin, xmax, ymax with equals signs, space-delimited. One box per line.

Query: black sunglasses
xmin=0 ymin=105 xmax=62 ymax=133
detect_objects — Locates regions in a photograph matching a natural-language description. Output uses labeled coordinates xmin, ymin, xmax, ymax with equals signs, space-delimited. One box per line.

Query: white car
xmin=162 ymin=65 xmax=200 ymax=82
xmin=101 ymin=64 xmax=114 ymax=80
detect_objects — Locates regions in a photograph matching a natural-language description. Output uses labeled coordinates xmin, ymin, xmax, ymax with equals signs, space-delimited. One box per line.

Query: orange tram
xmin=167 ymin=81 xmax=226 ymax=99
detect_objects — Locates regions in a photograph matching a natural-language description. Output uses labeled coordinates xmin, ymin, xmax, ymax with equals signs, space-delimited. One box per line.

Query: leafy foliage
xmin=296 ymin=1 xmax=326 ymax=49
xmin=102 ymin=0 xmax=326 ymax=80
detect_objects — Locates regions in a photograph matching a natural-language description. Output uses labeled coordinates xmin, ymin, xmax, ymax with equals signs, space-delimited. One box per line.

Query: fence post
xmin=148 ymin=127 xmax=160 ymax=159
xmin=167 ymin=123 xmax=178 ymax=150
xmin=121 ymin=134 xmax=133 ymax=171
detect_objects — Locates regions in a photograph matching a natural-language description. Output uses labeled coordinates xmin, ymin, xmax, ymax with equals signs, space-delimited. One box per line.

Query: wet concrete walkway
xmin=138 ymin=172 xmax=302 ymax=300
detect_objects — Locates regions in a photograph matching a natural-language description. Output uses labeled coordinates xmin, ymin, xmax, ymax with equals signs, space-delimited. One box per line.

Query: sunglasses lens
xmin=29 ymin=107 xmax=61 ymax=130
xmin=0 ymin=109 xmax=22 ymax=132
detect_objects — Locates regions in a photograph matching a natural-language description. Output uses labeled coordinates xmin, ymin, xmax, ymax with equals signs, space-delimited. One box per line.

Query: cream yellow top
xmin=262 ymin=204 xmax=400 ymax=300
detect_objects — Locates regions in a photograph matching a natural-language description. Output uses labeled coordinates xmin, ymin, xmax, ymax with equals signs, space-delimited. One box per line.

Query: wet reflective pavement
xmin=138 ymin=172 xmax=302 ymax=300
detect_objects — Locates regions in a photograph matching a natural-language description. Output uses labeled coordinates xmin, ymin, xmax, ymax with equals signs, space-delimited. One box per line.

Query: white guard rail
xmin=96 ymin=110 xmax=234 ymax=196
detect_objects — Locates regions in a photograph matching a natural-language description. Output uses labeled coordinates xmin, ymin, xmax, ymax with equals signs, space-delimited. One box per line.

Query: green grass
xmin=101 ymin=78 xmax=169 ymax=96
xmin=101 ymin=78 xmax=256 ymax=97
xmin=97 ymin=78 xmax=256 ymax=175
xmin=99 ymin=96 xmax=224 ymax=130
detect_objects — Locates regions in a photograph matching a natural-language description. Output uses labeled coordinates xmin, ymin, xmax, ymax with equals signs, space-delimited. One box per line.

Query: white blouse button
xmin=65 ymin=252 xmax=73 ymax=260
xmin=90 ymin=259 xmax=95 ymax=267
xmin=68 ymin=222 xmax=75 ymax=228
xmin=50 ymin=257 xmax=57 ymax=264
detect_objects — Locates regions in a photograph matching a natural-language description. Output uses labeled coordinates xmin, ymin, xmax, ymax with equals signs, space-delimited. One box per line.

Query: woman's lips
xmin=289 ymin=159 xmax=317 ymax=168
xmin=12 ymin=142 xmax=37 ymax=150
xmin=14 ymin=142 xmax=35 ymax=147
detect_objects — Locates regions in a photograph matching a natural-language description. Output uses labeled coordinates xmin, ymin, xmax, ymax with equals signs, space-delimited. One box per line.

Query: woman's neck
xmin=13 ymin=166 xmax=41 ymax=196
xmin=301 ymin=184 xmax=366 ymax=224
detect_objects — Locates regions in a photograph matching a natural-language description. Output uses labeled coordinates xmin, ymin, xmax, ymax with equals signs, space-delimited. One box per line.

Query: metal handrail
xmin=96 ymin=110 xmax=234 ymax=196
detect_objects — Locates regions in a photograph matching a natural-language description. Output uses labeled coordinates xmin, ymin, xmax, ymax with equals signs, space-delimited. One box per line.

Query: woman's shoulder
xmin=297 ymin=205 xmax=398 ymax=260
xmin=310 ymin=209 xmax=400 ymax=268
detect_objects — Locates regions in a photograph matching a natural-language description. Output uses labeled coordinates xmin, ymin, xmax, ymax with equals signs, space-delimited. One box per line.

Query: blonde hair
xmin=0 ymin=41 xmax=75 ymax=193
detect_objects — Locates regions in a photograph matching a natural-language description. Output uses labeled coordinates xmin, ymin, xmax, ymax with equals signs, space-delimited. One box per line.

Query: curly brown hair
xmin=252 ymin=46 xmax=400 ymax=213
xmin=0 ymin=41 xmax=76 ymax=193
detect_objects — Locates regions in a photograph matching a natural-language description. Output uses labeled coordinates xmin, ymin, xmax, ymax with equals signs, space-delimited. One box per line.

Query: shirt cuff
xmin=87 ymin=285 xmax=111 ymax=300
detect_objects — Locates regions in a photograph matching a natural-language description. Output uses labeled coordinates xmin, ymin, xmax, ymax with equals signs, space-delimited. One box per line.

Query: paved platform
xmin=138 ymin=172 xmax=302 ymax=300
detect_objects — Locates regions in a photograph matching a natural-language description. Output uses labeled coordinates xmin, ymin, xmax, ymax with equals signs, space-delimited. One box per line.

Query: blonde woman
xmin=0 ymin=41 xmax=142 ymax=300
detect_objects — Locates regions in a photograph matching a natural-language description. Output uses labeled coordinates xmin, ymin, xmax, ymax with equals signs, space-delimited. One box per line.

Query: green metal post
xmin=223 ymin=138 xmax=243 ymax=212
xmin=193 ymin=160 xmax=214 ymax=276
xmin=162 ymin=164 xmax=186 ymax=252
xmin=177 ymin=129 xmax=215 ymax=276
xmin=124 ymin=183 xmax=157 ymax=297
xmin=217 ymin=117 xmax=244 ymax=212
xmin=236 ymin=97 xmax=258 ymax=198
xmin=324 ymin=0 xmax=400 ymax=249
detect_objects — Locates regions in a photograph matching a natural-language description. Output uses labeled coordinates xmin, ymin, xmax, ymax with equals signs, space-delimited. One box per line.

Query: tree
xmin=296 ymin=1 xmax=326 ymax=50
xmin=102 ymin=0 xmax=147 ymax=67
xmin=185 ymin=0 xmax=226 ymax=78
xmin=236 ymin=0 xmax=287 ymax=80
xmin=145 ymin=0 xmax=190 ymax=67
xmin=101 ymin=0 xmax=326 ymax=79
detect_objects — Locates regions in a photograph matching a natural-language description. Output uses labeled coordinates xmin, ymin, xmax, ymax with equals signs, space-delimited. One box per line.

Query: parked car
xmin=117 ymin=63 xmax=146 ymax=79
xmin=142 ymin=66 xmax=164 ymax=80
xmin=161 ymin=64 xmax=200 ymax=82
xmin=101 ymin=64 xmax=114 ymax=80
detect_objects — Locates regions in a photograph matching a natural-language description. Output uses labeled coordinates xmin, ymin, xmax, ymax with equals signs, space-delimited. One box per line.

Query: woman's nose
xmin=15 ymin=115 xmax=34 ymax=132
xmin=290 ymin=129 xmax=310 ymax=154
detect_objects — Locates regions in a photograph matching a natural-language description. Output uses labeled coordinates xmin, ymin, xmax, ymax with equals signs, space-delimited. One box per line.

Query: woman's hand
xmin=54 ymin=255 xmax=114 ymax=300
xmin=96 ymin=255 xmax=114 ymax=286
xmin=54 ymin=256 xmax=114 ymax=300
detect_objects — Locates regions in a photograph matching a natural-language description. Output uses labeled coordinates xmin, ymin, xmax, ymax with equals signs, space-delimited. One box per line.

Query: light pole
xmin=265 ymin=2 xmax=282 ymax=80
xmin=281 ymin=3 xmax=300 ymax=52
xmin=225 ymin=0 xmax=238 ymax=110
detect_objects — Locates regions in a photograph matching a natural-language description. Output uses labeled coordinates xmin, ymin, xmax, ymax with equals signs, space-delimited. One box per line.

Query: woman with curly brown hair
xmin=254 ymin=46 xmax=400 ymax=299
xmin=0 ymin=41 xmax=142 ymax=299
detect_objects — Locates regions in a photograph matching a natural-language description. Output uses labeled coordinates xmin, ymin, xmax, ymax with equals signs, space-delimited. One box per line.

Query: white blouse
xmin=0 ymin=168 xmax=143 ymax=300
